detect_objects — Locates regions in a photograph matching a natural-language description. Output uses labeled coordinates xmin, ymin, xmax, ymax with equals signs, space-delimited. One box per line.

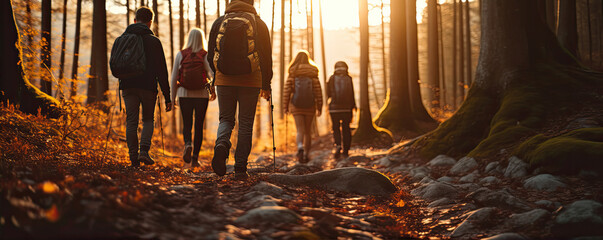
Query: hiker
xmin=326 ymin=61 xmax=356 ymax=159
xmin=170 ymin=28 xmax=216 ymax=167
xmin=207 ymin=0 xmax=273 ymax=179
xmin=282 ymin=51 xmax=323 ymax=163
xmin=111 ymin=7 xmax=172 ymax=167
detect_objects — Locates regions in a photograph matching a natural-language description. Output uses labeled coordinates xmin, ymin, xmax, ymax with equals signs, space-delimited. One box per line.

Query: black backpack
xmin=291 ymin=77 xmax=315 ymax=108
xmin=213 ymin=12 xmax=260 ymax=75
xmin=331 ymin=75 xmax=354 ymax=108
xmin=110 ymin=33 xmax=146 ymax=79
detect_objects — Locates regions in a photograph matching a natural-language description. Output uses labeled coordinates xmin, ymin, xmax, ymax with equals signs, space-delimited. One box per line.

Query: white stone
xmin=252 ymin=181 xmax=284 ymax=197
xmin=504 ymin=156 xmax=528 ymax=179
xmin=411 ymin=182 xmax=458 ymax=201
xmin=480 ymin=176 xmax=501 ymax=185
xmin=482 ymin=233 xmax=529 ymax=240
xmin=507 ymin=209 xmax=551 ymax=229
xmin=460 ymin=172 xmax=479 ymax=183
xmin=235 ymin=206 xmax=301 ymax=225
xmin=554 ymin=200 xmax=603 ymax=237
xmin=523 ymin=174 xmax=566 ymax=192
xmin=427 ymin=155 xmax=457 ymax=167
xmin=437 ymin=176 xmax=455 ymax=183
xmin=449 ymin=157 xmax=479 ymax=176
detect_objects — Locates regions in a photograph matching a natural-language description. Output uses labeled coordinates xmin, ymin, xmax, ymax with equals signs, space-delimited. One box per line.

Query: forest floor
xmin=1 ymin=104 xmax=602 ymax=239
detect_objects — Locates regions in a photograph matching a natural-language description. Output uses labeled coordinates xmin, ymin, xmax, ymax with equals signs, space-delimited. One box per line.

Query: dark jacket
xmin=326 ymin=71 xmax=356 ymax=113
xmin=118 ymin=23 xmax=171 ymax=103
xmin=207 ymin=0 xmax=273 ymax=90
xmin=282 ymin=63 xmax=323 ymax=115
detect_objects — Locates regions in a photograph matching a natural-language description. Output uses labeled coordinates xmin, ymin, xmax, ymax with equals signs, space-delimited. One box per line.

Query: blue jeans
xmin=215 ymin=86 xmax=260 ymax=172
xmin=122 ymin=88 xmax=157 ymax=158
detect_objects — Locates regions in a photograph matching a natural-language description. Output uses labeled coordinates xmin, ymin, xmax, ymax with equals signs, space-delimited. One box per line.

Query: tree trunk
xmin=557 ymin=0 xmax=578 ymax=58
xmin=464 ymin=0 xmax=472 ymax=87
xmin=406 ymin=0 xmax=435 ymax=124
xmin=1 ymin=0 xmax=60 ymax=118
xmin=153 ymin=0 xmax=159 ymax=37
xmin=179 ymin=0 xmax=185 ymax=49
xmin=380 ymin=0 xmax=387 ymax=101
xmin=307 ymin=0 xmax=314 ymax=59
xmin=289 ymin=0 xmax=293 ymax=63
xmin=203 ymin=0 xmax=207 ymax=33
xmin=279 ymin=0 xmax=285 ymax=119
xmin=352 ymin=0 xmax=389 ymax=144
xmin=57 ymin=0 xmax=68 ymax=99
xmin=546 ymin=0 xmax=556 ymax=32
xmin=40 ymin=0 xmax=52 ymax=95
xmin=451 ymin=0 xmax=458 ymax=109
xmin=127 ymin=0 xmax=131 ymax=25
xmin=216 ymin=0 xmax=220 ymax=18
xmin=437 ymin=3 xmax=446 ymax=108
xmin=195 ymin=0 xmax=201 ymax=28
xmin=168 ymin=0 xmax=177 ymax=136
xmin=318 ymin=0 xmax=327 ymax=129
xmin=412 ymin=0 xmax=595 ymax=173
xmin=70 ymin=0 xmax=82 ymax=99
xmin=87 ymin=0 xmax=109 ymax=106
xmin=458 ymin=0 xmax=466 ymax=103
xmin=427 ymin=0 xmax=439 ymax=110
xmin=374 ymin=0 xmax=416 ymax=138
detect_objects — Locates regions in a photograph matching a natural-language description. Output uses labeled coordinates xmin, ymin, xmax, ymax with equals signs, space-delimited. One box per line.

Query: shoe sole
xmin=139 ymin=156 xmax=155 ymax=165
xmin=183 ymin=146 xmax=192 ymax=163
xmin=212 ymin=145 xmax=228 ymax=176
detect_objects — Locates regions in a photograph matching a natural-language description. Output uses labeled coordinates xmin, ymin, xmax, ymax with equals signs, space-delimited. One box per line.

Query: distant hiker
xmin=170 ymin=28 xmax=216 ymax=167
xmin=326 ymin=61 xmax=356 ymax=159
xmin=207 ymin=0 xmax=273 ymax=179
xmin=282 ymin=51 xmax=323 ymax=163
xmin=110 ymin=7 xmax=172 ymax=167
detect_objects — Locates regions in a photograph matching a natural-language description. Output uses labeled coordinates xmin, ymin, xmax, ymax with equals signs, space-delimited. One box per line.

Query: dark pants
xmin=122 ymin=88 xmax=157 ymax=159
xmin=293 ymin=114 xmax=314 ymax=152
xmin=215 ymin=86 xmax=260 ymax=172
xmin=179 ymin=98 xmax=209 ymax=157
xmin=330 ymin=112 xmax=352 ymax=152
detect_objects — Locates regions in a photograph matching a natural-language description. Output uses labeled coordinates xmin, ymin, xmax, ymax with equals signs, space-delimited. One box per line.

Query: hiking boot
xmin=212 ymin=144 xmax=228 ymax=176
xmin=234 ymin=171 xmax=249 ymax=180
xmin=334 ymin=145 xmax=342 ymax=159
xmin=296 ymin=149 xmax=304 ymax=163
xmin=342 ymin=150 xmax=349 ymax=158
xmin=191 ymin=155 xmax=200 ymax=168
xmin=130 ymin=155 xmax=140 ymax=167
xmin=138 ymin=151 xmax=155 ymax=165
xmin=183 ymin=144 xmax=193 ymax=163
xmin=302 ymin=156 xmax=310 ymax=163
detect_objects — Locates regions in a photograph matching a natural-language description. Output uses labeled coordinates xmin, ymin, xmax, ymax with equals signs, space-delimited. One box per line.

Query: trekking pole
xmin=284 ymin=112 xmax=288 ymax=153
xmin=269 ymin=95 xmax=276 ymax=172
xmin=157 ymin=99 xmax=165 ymax=157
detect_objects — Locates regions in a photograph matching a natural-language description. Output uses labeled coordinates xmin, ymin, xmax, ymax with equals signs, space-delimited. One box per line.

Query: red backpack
xmin=178 ymin=48 xmax=208 ymax=90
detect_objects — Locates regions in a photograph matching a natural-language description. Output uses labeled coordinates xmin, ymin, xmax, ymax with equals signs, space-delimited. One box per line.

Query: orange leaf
xmin=41 ymin=181 xmax=59 ymax=194
xmin=45 ymin=205 xmax=60 ymax=222
xmin=395 ymin=200 xmax=405 ymax=208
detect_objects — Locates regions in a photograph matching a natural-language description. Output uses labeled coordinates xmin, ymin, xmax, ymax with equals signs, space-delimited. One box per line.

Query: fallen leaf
xmin=45 ymin=205 xmax=60 ymax=222
xmin=41 ymin=181 xmax=59 ymax=194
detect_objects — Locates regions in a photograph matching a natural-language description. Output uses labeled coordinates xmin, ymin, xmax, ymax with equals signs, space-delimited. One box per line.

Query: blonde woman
xmin=170 ymin=28 xmax=216 ymax=167
xmin=282 ymin=50 xmax=323 ymax=163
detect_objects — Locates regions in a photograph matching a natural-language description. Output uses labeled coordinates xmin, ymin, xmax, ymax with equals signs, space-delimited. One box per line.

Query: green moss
xmin=515 ymin=128 xmax=603 ymax=174
xmin=374 ymin=92 xmax=418 ymax=135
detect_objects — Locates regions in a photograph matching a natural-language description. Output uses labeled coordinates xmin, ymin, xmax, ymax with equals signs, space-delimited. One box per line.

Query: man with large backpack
xmin=110 ymin=7 xmax=172 ymax=167
xmin=207 ymin=0 xmax=273 ymax=179
xmin=326 ymin=61 xmax=356 ymax=159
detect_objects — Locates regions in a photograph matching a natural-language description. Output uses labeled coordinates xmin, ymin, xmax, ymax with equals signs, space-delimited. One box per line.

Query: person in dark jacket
xmin=326 ymin=61 xmax=356 ymax=158
xmin=119 ymin=7 xmax=172 ymax=167
xmin=207 ymin=0 xmax=273 ymax=179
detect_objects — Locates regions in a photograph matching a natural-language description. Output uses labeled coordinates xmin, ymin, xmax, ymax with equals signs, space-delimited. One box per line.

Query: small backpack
xmin=291 ymin=77 xmax=315 ymax=108
xmin=213 ymin=12 xmax=260 ymax=75
xmin=178 ymin=48 xmax=208 ymax=90
xmin=110 ymin=33 xmax=146 ymax=79
xmin=332 ymin=75 xmax=354 ymax=108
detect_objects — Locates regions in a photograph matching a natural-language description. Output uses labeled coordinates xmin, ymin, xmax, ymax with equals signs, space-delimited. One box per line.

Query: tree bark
xmin=1 ymin=0 xmax=60 ymax=118
xmin=380 ymin=0 xmax=387 ymax=101
xmin=127 ymin=0 xmax=131 ymax=25
xmin=557 ymin=0 xmax=578 ymax=58
xmin=195 ymin=0 xmax=201 ymax=28
xmin=87 ymin=0 xmax=109 ymax=106
xmin=203 ymin=0 xmax=207 ymax=33
xmin=289 ymin=0 xmax=293 ymax=63
xmin=153 ymin=0 xmax=159 ymax=37
xmin=451 ymin=0 xmax=458 ymax=109
xmin=546 ymin=0 xmax=556 ymax=32
xmin=437 ymin=3 xmax=446 ymax=108
xmin=458 ymin=0 xmax=466 ymax=102
xmin=352 ymin=0 xmax=386 ymax=144
xmin=427 ymin=0 xmax=440 ymax=110
xmin=279 ymin=0 xmax=285 ymax=119
xmin=179 ymin=0 xmax=185 ymax=49
xmin=70 ymin=0 xmax=82 ymax=99
xmin=374 ymin=0 xmax=416 ymax=137
xmin=464 ymin=0 xmax=472 ymax=87
xmin=57 ymin=0 xmax=68 ymax=99
xmin=40 ymin=0 xmax=52 ymax=95
xmin=406 ymin=0 xmax=435 ymax=123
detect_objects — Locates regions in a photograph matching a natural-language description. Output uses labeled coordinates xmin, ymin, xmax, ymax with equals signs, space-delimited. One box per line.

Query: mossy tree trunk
xmin=40 ymin=0 xmax=52 ymax=95
xmin=412 ymin=0 xmax=603 ymax=174
xmin=1 ymin=0 xmax=60 ymax=118
xmin=86 ymin=0 xmax=109 ymax=106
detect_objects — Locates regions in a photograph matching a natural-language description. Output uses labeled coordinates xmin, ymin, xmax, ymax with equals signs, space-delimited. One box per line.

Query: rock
xmin=410 ymin=166 xmax=431 ymax=180
xmin=246 ymin=194 xmax=282 ymax=207
xmin=455 ymin=183 xmax=481 ymax=192
xmin=485 ymin=161 xmax=503 ymax=174
xmin=449 ymin=157 xmax=479 ymax=176
xmin=252 ymin=181 xmax=284 ymax=197
xmin=504 ymin=156 xmax=528 ymax=179
xmin=411 ymin=182 xmax=458 ymax=201
xmin=419 ymin=176 xmax=434 ymax=185
xmin=428 ymin=198 xmax=454 ymax=207
xmin=427 ymin=155 xmax=457 ymax=167
xmin=554 ymin=200 xmax=603 ymax=237
xmin=565 ymin=117 xmax=601 ymax=130
xmin=523 ymin=174 xmax=566 ymax=192
xmin=467 ymin=188 xmax=531 ymax=211
xmin=460 ymin=172 xmax=479 ymax=183
xmin=579 ymin=170 xmax=600 ymax=180
xmin=482 ymin=233 xmax=529 ymax=240
xmin=235 ymin=206 xmax=301 ymax=225
xmin=374 ymin=156 xmax=396 ymax=168
xmin=534 ymin=200 xmax=561 ymax=209
xmin=168 ymin=185 xmax=195 ymax=191
xmin=507 ymin=209 xmax=551 ymax=229
xmin=480 ymin=176 xmax=501 ymax=185
xmin=336 ymin=154 xmax=371 ymax=168
xmin=438 ymin=176 xmax=455 ymax=183
xmin=449 ymin=207 xmax=498 ymax=238
xmin=268 ymin=167 xmax=397 ymax=196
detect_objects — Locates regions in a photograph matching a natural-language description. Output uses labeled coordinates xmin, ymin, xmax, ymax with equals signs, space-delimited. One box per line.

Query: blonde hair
xmin=288 ymin=50 xmax=318 ymax=71
xmin=182 ymin=28 xmax=207 ymax=53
